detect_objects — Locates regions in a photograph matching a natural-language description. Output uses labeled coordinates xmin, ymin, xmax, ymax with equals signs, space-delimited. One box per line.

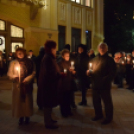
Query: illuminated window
xmin=11 ymin=42 xmax=23 ymax=52
xmin=0 ymin=20 xmax=5 ymax=31
xmin=11 ymin=25 xmax=24 ymax=38
xmin=0 ymin=36 xmax=5 ymax=52
xmin=76 ymin=0 xmax=80 ymax=3
xmin=86 ymin=0 xmax=91 ymax=7
xmin=71 ymin=0 xmax=80 ymax=3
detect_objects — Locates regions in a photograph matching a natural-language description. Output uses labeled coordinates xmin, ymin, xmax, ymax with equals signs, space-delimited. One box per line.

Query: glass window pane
xmin=11 ymin=25 xmax=23 ymax=38
xmin=71 ymin=0 xmax=75 ymax=2
xmin=76 ymin=0 xmax=80 ymax=3
xmin=86 ymin=0 xmax=91 ymax=7
xmin=0 ymin=20 xmax=5 ymax=31
xmin=0 ymin=36 xmax=5 ymax=52
xmin=11 ymin=42 xmax=23 ymax=52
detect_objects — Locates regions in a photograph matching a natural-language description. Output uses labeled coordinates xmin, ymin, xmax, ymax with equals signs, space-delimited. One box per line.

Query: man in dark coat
xmin=38 ymin=41 xmax=61 ymax=129
xmin=34 ymin=47 xmax=45 ymax=109
xmin=87 ymin=43 xmax=116 ymax=125
xmin=75 ymin=44 xmax=89 ymax=106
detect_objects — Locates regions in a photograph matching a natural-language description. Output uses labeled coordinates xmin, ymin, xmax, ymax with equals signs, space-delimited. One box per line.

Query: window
xmin=11 ymin=25 xmax=24 ymax=38
xmin=70 ymin=0 xmax=93 ymax=8
xmin=76 ymin=0 xmax=80 ymax=3
xmin=11 ymin=42 xmax=23 ymax=52
xmin=0 ymin=20 xmax=6 ymax=31
xmin=0 ymin=36 xmax=5 ymax=52
xmin=85 ymin=0 xmax=91 ymax=7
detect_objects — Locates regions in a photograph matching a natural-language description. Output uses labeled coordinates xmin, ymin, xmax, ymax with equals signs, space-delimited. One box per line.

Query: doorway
xmin=86 ymin=30 xmax=91 ymax=50
xmin=58 ymin=25 xmax=66 ymax=51
xmin=71 ymin=28 xmax=81 ymax=52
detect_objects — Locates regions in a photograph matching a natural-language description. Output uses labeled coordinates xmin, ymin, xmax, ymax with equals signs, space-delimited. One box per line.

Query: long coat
xmin=7 ymin=59 xmax=36 ymax=118
xmin=38 ymin=54 xmax=61 ymax=108
xmin=91 ymin=53 xmax=116 ymax=90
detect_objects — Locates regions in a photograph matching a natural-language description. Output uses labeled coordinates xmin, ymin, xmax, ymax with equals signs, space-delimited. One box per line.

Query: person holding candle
xmin=7 ymin=48 xmax=36 ymax=125
xmin=75 ymin=44 xmax=89 ymax=106
xmin=115 ymin=52 xmax=126 ymax=88
xmin=57 ymin=49 xmax=76 ymax=117
xmin=38 ymin=40 xmax=60 ymax=129
xmin=87 ymin=43 xmax=116 ymax=125
xmin=126 ymin=53 xmax=132 ymax=89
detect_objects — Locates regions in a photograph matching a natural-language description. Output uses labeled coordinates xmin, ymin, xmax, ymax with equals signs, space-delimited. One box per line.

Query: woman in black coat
xmin=38 ymin=40 xmax=61 ymax=129
xmin=58 ymin=49 xmax=76 ymax=117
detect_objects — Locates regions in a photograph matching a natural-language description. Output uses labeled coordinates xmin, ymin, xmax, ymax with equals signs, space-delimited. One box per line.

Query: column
xmin=81 ymin=7 xmax=86 ymax=45
xmin=66 ymin=2 xmax=71 ymax=46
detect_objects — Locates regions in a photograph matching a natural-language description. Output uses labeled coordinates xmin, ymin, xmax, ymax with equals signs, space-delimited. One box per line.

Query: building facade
xmin=0 ymin=0 xmax=104 ymax=55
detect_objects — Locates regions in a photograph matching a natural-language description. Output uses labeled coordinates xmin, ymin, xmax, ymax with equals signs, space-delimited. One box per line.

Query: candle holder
xmin=64 ymin=69 xmax=67 ymax=74
xmin=122 ymin=61 xmax=125 ymax=65
xmin=70 ymin=61 xmax=75 ymax=70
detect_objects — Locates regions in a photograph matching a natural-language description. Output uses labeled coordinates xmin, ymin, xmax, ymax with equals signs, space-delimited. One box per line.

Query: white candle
xmin=71 ymin=61 xmax=75 ymax=69
xmin=133 ymin=60 xmax=134 ymax=64
xmin=64 ymin=69 xmax=67 ymax=74
xmin=122 ymin=61 xmax=124 ymax=64
xmin=89 ymin=63 xmax=92 ymax=70
xmin=16 ymin=66 xmax=20 ymax=83
xmin=127 ymin=58 xmax=130 ymax=62
xmin=28 ymin=56 xmax=31 ymax=59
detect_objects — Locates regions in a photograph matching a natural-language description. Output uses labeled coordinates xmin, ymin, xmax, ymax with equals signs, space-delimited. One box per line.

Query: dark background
xmin=104 ymin=0 xmax=134 ymax=54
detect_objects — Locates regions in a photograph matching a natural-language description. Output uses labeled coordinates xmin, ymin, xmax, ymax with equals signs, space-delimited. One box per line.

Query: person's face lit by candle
xmin=78 ymin=47 xmax=84 ymax=54
xmin=16 ymin=51 xmax=24 ymax=59
xmin=62 ymin=53 xmax=70 ymax=61
xmin=98 ymin=43 xmax=108 ymax=56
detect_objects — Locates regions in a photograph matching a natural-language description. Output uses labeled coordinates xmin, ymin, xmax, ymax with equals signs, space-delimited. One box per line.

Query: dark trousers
xmin=70 ymin=90 xmax=75 ymax=106
xmin=117 ymin=73 xmax=123 ymax=88
xmin=78 ymin=78 xmax=87 ymax=103
xmin=92 ymin=90 xmax=113 ymax=120
xmin=60 ymin=91 xmax=71 ymax=116
xmin=44 ymin=107 xmax=52 ymax=126
xmin=0 ymin=67 xmax=4 ymax=77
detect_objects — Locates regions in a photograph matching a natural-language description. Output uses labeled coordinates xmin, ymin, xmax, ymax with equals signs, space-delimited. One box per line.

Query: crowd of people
xmin=0 ymin=40 xmax=134 ymax=129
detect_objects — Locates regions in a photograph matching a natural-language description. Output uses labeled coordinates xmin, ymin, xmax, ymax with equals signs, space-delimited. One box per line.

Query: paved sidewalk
xmin=0 ymin=76 xmax=134 ymax=134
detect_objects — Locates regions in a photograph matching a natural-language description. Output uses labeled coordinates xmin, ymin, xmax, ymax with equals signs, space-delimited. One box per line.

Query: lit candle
xmin=28 ymin=56 xmax=31 ymax=59
xmin=133 ymin=60 xmax=134 ymax=64
xmin=89 ymin=63 xmax=93 ymax=70
xmin=122 ymin=61 xmax=124 ymax=64
xmin=64 ymin=69 xmax=67 ymax=74
xmin=16 ymin=65 xmax=20 ymax=83
xmin=71 ymin=61 xmax=75 ymax=69
xmin=127 ymin=58 xmax=130 ymax=62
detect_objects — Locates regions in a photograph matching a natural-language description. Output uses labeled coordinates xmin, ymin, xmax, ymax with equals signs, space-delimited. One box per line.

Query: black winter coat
xmin=38 ymin=54 xmax=61 ymax=108
xmin=58 ymin=59 xmax=73 ymax=92
xmin=90 ymin=53 xmax=116 ymax=90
